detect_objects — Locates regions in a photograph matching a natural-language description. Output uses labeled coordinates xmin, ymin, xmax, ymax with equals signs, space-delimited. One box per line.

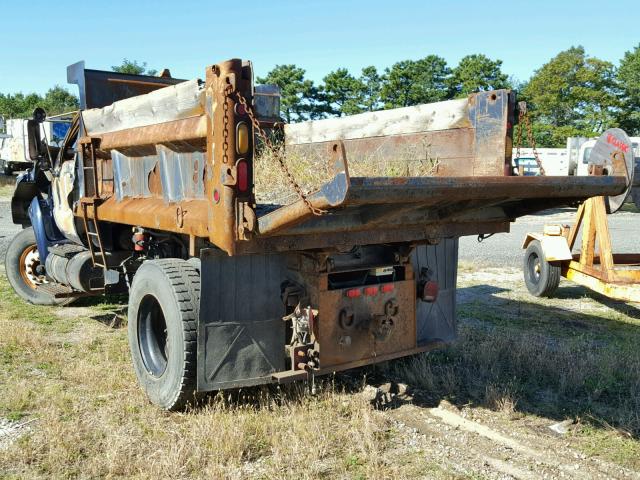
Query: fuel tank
xmin=45 ymin=245 xmax=104 ymax=292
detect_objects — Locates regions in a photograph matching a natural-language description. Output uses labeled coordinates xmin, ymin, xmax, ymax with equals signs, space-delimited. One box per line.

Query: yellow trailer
xmin=522 ymin=129 xmax=640 ymax=303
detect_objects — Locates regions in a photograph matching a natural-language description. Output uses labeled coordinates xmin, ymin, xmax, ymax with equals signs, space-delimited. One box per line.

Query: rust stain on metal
xmin=95 ymin=116 xmax=207 ymax=151
xmin=79 ymin=197 xmax=210 ymax=237
xmin=316 ymin=277 xmax=416 ymax=368
xmin=148 ymin=164 xmax=163 ymax=196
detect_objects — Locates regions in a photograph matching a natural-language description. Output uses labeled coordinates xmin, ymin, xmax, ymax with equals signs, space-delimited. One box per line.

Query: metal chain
xmin=223 ymin=85 xmax=326 ymax=216
xmin=515 ymin=110 xmax=523 ymax=164
xmin=516 ymin=102 xmax=545 ymax=176
xmin=222 ymin=84 xmax=232 ymax=165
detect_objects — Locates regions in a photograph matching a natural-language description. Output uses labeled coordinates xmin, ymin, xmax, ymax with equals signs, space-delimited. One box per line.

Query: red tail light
xmin=237 ymin=160 xmax=249 ymax=192
xmin=420 ymin=281 xmax=439 ymax=302
xmin=345 ymin=288 xmax=361 ymax=298
xmin=364 ymin=286 xmax=379 ymax=296
xmin=381 ymin=284 xmax=394 ymax=293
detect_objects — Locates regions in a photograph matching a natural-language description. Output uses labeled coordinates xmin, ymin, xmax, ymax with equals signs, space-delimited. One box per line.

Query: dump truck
xmin=5 ymin=59 xmax=630 ymax=410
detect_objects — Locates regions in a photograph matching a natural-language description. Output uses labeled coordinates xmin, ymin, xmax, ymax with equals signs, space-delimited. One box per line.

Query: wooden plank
xmin=285 ymin=97 xmax=470 ymax=146
xmin=567 ymin=201 xmax=585 ymax=250
xmin=579 ymin=198 xmax=596 ymax=267
xmin=565 ymin=260 xmax=608 ymax=281
xmin=82 ymin=79 xmax=205 ymax=136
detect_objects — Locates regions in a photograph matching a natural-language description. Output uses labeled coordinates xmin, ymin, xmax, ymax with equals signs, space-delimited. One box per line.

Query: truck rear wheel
xmin=128 ymin=259 xmax=200 ymax=410
xmin=523 ymin=240 xmax=560 ymax=297
xmin=5 ymin=227 xmax=72 ymax=306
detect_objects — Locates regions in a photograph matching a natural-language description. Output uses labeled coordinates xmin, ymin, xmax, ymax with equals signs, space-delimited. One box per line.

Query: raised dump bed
xmin=6 ymin=58 xmax=629 ymax=409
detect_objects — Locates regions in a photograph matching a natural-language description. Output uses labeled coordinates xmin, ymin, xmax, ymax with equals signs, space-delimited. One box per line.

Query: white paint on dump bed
xmin=284 ymin=97 xmax=470 ymax=145
xmin=82 ymin=79 xmax=205 ymax=135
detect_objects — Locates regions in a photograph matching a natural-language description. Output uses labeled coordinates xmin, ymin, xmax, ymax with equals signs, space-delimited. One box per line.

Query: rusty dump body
xmin=11 ymin=58 xmax=628 ymax=402
xmin=67 ymin=59 xmax=625 ymax=255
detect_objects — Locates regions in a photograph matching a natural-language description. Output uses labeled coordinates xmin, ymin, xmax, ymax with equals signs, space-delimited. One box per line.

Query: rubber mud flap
xmin=197 ymin=251 xmax=288 ymax=392
xmin=411 ymin=238 xmax=458 ymax=345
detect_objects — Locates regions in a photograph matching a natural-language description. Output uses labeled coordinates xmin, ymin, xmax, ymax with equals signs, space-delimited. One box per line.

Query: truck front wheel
xmin=5 ymin=227 xmax=71 ymax=305
xmin=128 ymin=259 xmax=200 ymax=410
xmin=523 ymin=240 xmax=560 ymax=297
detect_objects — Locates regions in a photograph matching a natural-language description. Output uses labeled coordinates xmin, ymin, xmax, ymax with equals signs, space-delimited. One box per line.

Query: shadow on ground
xmin=553 ymin=284 xmax=640 ymax=319
xmin=73 ymin=294 xmax=128 ymax=328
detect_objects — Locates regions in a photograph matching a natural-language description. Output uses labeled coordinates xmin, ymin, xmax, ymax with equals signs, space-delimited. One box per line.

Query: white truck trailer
xmin=0 ymin=115 xmax=72 ymax=175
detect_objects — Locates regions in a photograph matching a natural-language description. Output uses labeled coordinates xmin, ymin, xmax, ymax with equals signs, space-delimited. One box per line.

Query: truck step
xmin=47 ymin=243 xmax=87 ymax=259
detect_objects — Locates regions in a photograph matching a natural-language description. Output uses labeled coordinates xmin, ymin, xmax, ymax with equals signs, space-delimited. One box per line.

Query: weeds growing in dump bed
xmin=254 ymin=139 xmax=440 ymax=206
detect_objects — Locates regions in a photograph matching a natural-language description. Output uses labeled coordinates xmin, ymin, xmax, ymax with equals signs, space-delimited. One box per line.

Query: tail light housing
xmin=419 ymin=280 xmax=439 ymax=302
xmin=236 ymin=122 xmax=249 ymax=155
xmin=236 ymin=159 xmax=249 ymax=192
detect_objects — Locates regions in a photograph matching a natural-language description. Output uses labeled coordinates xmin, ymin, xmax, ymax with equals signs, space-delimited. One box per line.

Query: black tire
xmin=128 ymin=259 xmax=200 ymax=410
xmin=523 ymin=240 xmax=560 ymax=297
xmin=5 ymin=227 xmax=72 ymax=306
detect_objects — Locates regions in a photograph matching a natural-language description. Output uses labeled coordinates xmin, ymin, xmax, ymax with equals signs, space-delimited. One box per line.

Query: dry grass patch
xmin=0 ymin=175 xmax=15 ymax=200
xmin=389 ymin=273 xmax=640 ymax=470
xmin=0 ymin=271 xmax=433 ymax=479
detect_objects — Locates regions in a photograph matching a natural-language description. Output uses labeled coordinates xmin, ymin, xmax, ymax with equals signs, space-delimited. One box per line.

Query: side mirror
xmin=33 ymin=107 xmax=46 ymax=123
xmin=26 ymin=108 xmax=47 ymax=161
xmin=26 ymin=120 xmax=42 ymax=161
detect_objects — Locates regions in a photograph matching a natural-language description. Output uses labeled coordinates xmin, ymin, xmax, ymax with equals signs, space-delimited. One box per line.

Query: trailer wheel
xmin=128 ymin=259 xmax=200 ymax=410
xmin=5 ymin=227 xmax=72 ymax=306
xmin=523 ymin=240 xmax=560 ymax=297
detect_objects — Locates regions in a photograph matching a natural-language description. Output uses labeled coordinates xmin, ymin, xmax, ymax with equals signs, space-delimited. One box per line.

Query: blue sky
xmin=1 ymin=0 xmax=638 ymax=96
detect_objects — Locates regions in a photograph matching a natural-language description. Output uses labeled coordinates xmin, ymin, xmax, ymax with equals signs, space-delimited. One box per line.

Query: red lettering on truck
xmin=607 ymin=133 xmax=629 ymax=153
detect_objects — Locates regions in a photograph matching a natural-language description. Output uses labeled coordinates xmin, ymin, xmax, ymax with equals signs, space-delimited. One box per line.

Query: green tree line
xmin=0 ymin=86 xmax=79 ymax=119
xmin=258 ymin=45 xmax=640 ymax=147
xmin=2 ymin=47 xmax=640 ymax=147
